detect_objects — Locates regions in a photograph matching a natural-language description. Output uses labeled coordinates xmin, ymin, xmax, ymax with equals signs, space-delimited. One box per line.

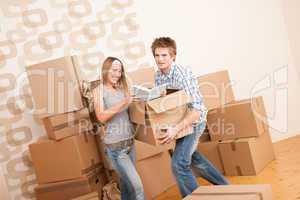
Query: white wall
xmin=135 ymin=0 xmax=300 ymax=142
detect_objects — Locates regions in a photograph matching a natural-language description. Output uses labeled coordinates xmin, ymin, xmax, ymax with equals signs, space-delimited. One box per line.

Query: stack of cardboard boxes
xmin=26 ymin=56 xmax=275 ymax=199
xmin=196 ymin=70 xmax=275 ymax=176
xmin=26 ymin=57 xmax=107 ymax=200
xmin=26 ymin=57 xmax=178 ymax=200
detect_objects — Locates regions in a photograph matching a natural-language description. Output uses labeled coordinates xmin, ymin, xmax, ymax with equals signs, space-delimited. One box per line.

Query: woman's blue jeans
xmin=105 ymin=143 xmax=145 ymax=200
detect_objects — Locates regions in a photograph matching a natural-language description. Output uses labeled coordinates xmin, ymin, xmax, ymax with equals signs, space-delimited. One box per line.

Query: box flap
xmin=197 ymin=70 xmax=235 ymax=110
xmin=127 ymin=67 xmax=155 ymax=88
xmin=135 ymin=140 xmax=164 ymax=161
xmin=147 ymin=90 xmax=191 ymax=113
xmin=185 ymin=185 xmax=272 ymax=200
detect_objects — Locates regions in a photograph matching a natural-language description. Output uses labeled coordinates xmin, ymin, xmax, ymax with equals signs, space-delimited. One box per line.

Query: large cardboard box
xmin=197 ymin=140 xmax=224 ymax=174
xmin=183 ymin=184 xmax=272 ymax=200
xmin=35 ymin=168 xmax=106 ymax=200
xmin=29 ymin=134 xmax=101 ymax=184
xmin=26 ymin=56 xmax=83 ymax=118
xmin=96 ymin=137 xmax=173 ymax=171
xmin=129 ymin=90 xmax=193 ymax=145
xmin=207 ymin=96 xmax=268 ymax=141
xmin=219 ymin=131 xmax=275 ymax=176
xmin=136 ymin=151 xmax=176 ymax=200
xmin=43 ymin=108 xmax=93 ymax=140
xmin=197 ymin=70 xmax=235 ymax=110
xmin=127 ymin=67 xmax=155 ymax=88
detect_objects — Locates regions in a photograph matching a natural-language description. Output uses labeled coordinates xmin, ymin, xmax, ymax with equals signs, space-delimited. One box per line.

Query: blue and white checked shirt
xmin=155 ymin=62 xmax=208 ymax=126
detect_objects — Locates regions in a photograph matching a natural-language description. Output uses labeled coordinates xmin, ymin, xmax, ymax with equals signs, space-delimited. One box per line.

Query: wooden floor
xmin=154 ymin=135 xmax=300 ymax=200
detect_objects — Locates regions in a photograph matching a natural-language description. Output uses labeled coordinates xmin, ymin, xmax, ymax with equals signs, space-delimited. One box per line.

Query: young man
xmin=151 ymin=37 xmax=229 ymax=197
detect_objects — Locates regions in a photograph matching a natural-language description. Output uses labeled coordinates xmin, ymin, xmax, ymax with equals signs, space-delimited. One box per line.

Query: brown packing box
xmin=35 ymin=168 xmax=107 ymax=200
xmin=136 ymin=151 xmax=176 ymax=200
xmin=183 ymin=184 xmax=272 ymax=200
xmin=134 ymin=123 xmax=176 ymax=150
xmin=127 ymin=67 xmax=155 ymax=88
xmin=71 ymin=192 xmax=100 ymax=200
xmin=29 ymin=133 xmax=101 ymax=184
xmin=96 ymin=139 xmax=175 ymax=199
xmin=43 ymin=108 xmax=93 ymax=140
xmin=129 ymin=90 xmax=193 ymax=146
xmin=26 ymin=56 xmax=83 ymax=118
xmin=197 ymin=138 xmax=224 ymax=174
xmin=207 ymin=96 xmax=268 ymax=141
xmin=96 ymin=135 xmax=173 ymax=170
xmin=197 ymin=70 xmax=235 ymax=110
xmin=219 ymin=131 xmax=275 ymax=176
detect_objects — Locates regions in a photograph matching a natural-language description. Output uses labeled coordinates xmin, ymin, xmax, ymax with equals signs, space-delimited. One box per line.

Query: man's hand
xmin=159 ymin=126 xmax=179 ymax=144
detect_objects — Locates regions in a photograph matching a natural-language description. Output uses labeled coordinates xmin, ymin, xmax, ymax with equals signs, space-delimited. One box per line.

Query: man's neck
xmin=160 ymin=65 xmax=172 ymax=75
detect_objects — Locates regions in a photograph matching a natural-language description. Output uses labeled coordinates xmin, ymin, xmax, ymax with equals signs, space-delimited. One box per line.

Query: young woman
xmin=93 ymin=57 xmax=145 ymax=200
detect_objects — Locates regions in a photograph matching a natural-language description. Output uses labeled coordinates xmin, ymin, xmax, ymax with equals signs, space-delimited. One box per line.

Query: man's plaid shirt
xmin=155 ymin=62 xmax=208 ymax=126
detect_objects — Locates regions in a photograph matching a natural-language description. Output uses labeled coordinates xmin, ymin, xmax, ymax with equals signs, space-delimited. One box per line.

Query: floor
xmin=154 ymin=135 xmax=300 ymax=200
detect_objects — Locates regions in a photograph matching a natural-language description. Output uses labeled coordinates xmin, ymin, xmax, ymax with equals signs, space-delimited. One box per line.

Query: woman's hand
xmin=123 ymin=93 xmax=133 ymax=106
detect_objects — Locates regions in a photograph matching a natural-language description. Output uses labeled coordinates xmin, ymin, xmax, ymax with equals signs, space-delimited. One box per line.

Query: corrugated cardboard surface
xmin=43 ymin=108 xmax=93 ymax=140
xmin=197 ymin=70 xmax=235 ymax=110
xmin=130 ymin=90 xmax=193 ymax=145
xmin=26 ymin=56 xmax=83 ymax=117
xmin=29 ymin=134 xmax=101 ymax=184
xmin=198 ymin=140 xmax=224 ymax=174
xmin=183 ymin=184 xmax=273 ymax=200
xmin=127 ymin=67 xmax=155 ymax=88
xmin=136 ymin=151 xmax=176 ymax=200
xmin=219 ymin=131 xmax=275 ymax=176
xmin=35 ymin=169 xmax=106 ymax=200
xmin=207 ymin=96 xmax=267 ymax=141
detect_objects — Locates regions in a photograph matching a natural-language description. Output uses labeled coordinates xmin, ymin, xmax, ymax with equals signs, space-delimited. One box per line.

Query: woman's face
xmin=107 ymin=60 xmax=122 ymax=85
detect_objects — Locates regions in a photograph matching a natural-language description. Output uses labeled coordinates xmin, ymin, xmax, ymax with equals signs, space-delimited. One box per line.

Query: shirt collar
xmin=159 ymin=62 xmax=176 ymax=80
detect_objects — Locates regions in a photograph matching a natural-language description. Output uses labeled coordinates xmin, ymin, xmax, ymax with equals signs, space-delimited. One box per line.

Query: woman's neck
xmin=104 ymin=83 xmax=117 ymax=90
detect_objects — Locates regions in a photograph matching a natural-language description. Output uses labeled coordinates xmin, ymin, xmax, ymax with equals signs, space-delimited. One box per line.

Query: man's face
xmin=154 ymin=47 xmax=175 ymax=73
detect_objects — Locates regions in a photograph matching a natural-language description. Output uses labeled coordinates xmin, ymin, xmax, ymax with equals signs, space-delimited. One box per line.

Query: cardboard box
xmin=129 ymin=90 xmax=193 ymax=145
xmin=207 ymin=96 xmax=268 ymax=141
xmin=197 ymin=70 xmax=235 ymax=110
xmin=183 ymin=184 xmax=272 ymax=200
xmin=134 ymin=123 xmax=176 ymax=149
xmin=43 ymin=108 xmax=93 ymax=140
xmin=136 ymin=151 xmax=176 ymax=200
xmin=219 ymin=131 xmax=275 ymax=176
xmin=29 ymin=134 xmax=101 ymax=184
xmin=26 ymin=56 xmax=83 ymax=118
xmin=198 ymin=140 xmax=224 ymax=174
xmin=96 ymin=137 xmax=173 ymax=171
xmin=71 ymin=192 xmax=100 ymax=200
xmin=127 ymin=67 xmax=155 ymax=88
xmin=35 ymin=168 xmax=106 ymax=200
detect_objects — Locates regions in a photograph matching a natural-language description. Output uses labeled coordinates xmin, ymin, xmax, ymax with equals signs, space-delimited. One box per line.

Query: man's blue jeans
xmin=172 ymin=122 xmax=229 ymax=198
xmin=105 ymin=143 xmax=145 ymax=200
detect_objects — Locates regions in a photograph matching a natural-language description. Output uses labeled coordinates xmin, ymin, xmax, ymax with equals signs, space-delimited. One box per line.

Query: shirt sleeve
xmin=179 ymin=68 xmax=208 ymax=123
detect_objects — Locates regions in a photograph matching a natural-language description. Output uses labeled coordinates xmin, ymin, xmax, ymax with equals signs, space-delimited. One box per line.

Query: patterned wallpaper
xmin=0 ymin=0 xmax=148 ymax=199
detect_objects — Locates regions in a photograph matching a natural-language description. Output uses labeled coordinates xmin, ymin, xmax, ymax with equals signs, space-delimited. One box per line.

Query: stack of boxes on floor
xmin=196 ymin=70 xmax=275 ymax=177
xmin=183 ymin=70 xmax=275 ymax=199
xmin=26 ymin=57 xmax=107 ymax=200
xmin=26 ymin=57 xmax=178 ymax=200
